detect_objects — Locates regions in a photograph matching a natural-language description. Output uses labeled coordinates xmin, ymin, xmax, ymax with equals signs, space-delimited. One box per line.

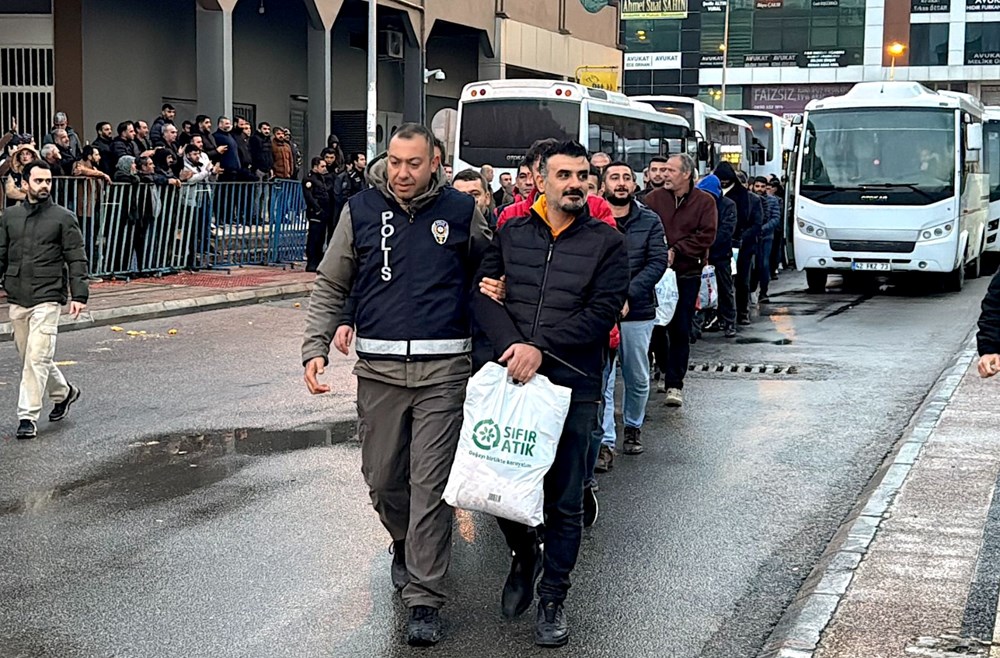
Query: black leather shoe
xmin=406 ymin=606 xmax=442 ymax=646
xmin=390 ymin=540 xmax=409 ymax=591
xmin=534 ymin=599 xmax=570 ymax=647
xmin=622 ymin=426 xmax=644 ymax=455
xmin=501 ymin=542 xmax=541 ymax=619
xmin=583 ymin=486 xmax=599 ymax=528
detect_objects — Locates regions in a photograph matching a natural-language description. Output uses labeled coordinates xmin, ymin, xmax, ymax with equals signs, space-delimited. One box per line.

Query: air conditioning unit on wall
xmin=379 ymin=30 xmax=404 ymax=60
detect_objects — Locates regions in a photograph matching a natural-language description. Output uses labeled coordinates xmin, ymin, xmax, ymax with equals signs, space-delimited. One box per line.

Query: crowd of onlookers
xmin=0 ymin=105 xmax=370 ymax=211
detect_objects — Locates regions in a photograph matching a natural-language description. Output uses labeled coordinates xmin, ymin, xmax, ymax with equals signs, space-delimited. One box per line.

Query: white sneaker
xmin=665 ymin=388 xmax=683 ymax=407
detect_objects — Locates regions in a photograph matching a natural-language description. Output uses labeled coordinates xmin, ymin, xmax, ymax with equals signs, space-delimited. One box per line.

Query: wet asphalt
xmin=0 ymin=271 xmax=992 ymax=658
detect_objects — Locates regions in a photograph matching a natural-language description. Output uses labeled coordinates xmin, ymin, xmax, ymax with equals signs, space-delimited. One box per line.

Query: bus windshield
xmin=644 ymin=100 xmax=696 ymax=129
xmin=458 ymin=99 xmax=580 ymax=167
xmin=801 ymin=108 xmax=955 ymax=194
xmin=735 ymin=115 xmax=774 ymax=160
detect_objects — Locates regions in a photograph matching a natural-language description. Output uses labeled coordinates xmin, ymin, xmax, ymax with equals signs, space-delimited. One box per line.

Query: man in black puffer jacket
xmin=978 ymin=268 xmax=1000 ymax=379
xmin=473 ymin=141 xmax=628 ymax=649
xmin=595 ymin=161 xmax=668 ymax=463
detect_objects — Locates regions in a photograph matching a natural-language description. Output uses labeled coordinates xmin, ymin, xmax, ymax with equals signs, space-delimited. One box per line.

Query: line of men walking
xmin=301 ymin=126 xmax=783 ymax=649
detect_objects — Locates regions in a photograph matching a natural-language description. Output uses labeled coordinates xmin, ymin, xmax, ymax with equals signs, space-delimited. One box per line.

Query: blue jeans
xmin=586 ymin=352 xmax=616 ymax=488
xmin=617 ymin=320 xmax=655 ymax=434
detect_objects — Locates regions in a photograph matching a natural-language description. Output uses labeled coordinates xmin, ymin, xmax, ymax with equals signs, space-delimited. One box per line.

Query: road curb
xmin=757 ymin=330 xmax=980 ymax=658
xmin=0 ymin=281 xmax=314 ymax=342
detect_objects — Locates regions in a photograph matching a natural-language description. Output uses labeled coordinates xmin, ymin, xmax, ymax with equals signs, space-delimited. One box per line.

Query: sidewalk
xmin=761 ymin=336 xmax=1000 ymax=658
xmin=0 ymin=265 xmax=316 ymax=341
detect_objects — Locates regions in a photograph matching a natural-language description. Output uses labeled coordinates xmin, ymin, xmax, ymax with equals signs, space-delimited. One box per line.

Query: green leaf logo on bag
xmin=471 ymin=419 xmax=538 ymax=456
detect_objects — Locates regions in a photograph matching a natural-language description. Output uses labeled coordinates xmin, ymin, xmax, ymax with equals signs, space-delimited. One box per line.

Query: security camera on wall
xmin=434 ymin=70 xmax=447 ymax=82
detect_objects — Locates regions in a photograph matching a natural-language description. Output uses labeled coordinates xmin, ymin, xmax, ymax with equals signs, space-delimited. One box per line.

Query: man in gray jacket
xmin=302 ymin=123 xmax=491 ymax=647
xmin=0 ymin=160 xmax=89 ymax=439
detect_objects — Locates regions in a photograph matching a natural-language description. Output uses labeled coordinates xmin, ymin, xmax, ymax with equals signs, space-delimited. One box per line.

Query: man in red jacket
xmin=497 ymin=139 xmax=614 ymax=229
xmin=643 ymin=154 xmax=717 ymax=407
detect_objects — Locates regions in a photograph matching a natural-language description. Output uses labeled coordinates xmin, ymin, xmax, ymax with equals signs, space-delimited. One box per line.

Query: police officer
xmin=302 ymin=156 xmax=330 ymax=272
xmin=301 ymin=123 xmax=491 ymax=647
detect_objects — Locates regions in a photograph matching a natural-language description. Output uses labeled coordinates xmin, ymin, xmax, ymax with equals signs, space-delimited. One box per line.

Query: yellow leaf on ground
xmin=293 ymin=303 xmax=301 ymax=308
xmin=167 ymin=329 xmax=178 ymax=335
xmin=111 ymin=326 xmax=124 ymax=332
xmin=126 ymin=330 xmax=140 ymax=336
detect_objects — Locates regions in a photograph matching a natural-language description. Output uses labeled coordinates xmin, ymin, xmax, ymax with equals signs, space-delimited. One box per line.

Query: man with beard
xmin=249 ymin=122 xmax=274 ymax=179
xmin=472 ymin=140 xmax=628 ymax=648
xmin=751 ymin=176 xmax=780 ymax=303
xmin=0 ymin=160 xmax=88 ymax=439
xmin=593 ymin=161 xmax=668 ymax=467
xmin=93 ymin=122 xmax=116 ymax=176
xmin=644 ymin=154 xmax=718 ymax=407
xmin=451 ymin=168 xmax=492 ymax=217
xmin=636 ymin=156 xmax=668 ymax=204
xmin=150 ymin=103 xmax=176 ymax=147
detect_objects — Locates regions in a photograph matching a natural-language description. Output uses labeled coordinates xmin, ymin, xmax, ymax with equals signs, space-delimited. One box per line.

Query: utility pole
xmin=366 ymin=0 xmax=377 ymax=161
xmin=721 ymin=0 xmax=730 ymax=111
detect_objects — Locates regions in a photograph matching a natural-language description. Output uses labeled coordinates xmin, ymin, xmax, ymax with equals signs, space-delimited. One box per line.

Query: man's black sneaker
xmin=15 ymin=419 xmax=37 ymax=440
xmin=759 ymin=293 xmax=771 ymax=304
xmin=534 ymin=599 xmax=570 ymax=647
xmin=583 ymin=486 xmax=599 ymax=528
xmin=406 ymin=606 xmax=442 ymax=646
xmin=622 ymin=426 xmax=644 ymax=455
xmin=48 ymin=385 xmax=81 ymax=422
xmin=390 ymin=539 xmax=409 ymax=591
xmin=724 ymin=324 xmax=738 ymax=339
xmin=738 ymin=314 xmax=752 ymax=326
xmin=501 ymin=542 xmax=541 ymax=619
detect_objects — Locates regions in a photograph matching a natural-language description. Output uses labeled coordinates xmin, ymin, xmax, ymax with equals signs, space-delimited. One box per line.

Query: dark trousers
xmin=752 ymin=235 xmax=774 ymax=295
xmin=736 ymin=242 xmax=756 ymax=319
xmin=497 ymin=401 xmax=598 ymax=603
xmin=305 ymin=217 xmax=326 ymax=271
xmin=651 ymin=274 xmax=700 ymax=390
xmin=713 ymin=258 xmax=736 ymax=328
xmin=770 ymin=224 xmax=785 ymax=272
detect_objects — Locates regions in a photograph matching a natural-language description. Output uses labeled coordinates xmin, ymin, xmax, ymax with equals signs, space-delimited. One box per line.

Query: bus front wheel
xmin=806 ymin=269 xmax=828 ymax=294
xmin=945 ymin=264 xmax=965 ymax=293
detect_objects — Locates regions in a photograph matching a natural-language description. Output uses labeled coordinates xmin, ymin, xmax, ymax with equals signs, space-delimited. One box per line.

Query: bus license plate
xmin=851 ymin=262 xmax=891 ymax=272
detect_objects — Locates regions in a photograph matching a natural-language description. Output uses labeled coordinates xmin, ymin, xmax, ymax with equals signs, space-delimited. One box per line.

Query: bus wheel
xmin=945 ymin=264 xmax=965 ymax=293
xmin=966 ymin=254 xmax=981 ymax=280
xmin=806 ymin=269 xmax=828 ymax=294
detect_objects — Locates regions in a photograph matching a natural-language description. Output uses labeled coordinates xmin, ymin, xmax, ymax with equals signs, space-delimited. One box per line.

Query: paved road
xmin=0 ymin=272 xmax=991 ymax=657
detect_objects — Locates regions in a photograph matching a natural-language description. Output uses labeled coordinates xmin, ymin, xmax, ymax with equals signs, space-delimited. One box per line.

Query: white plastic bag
xmin=443 ymin=362 xmax=572 ymax=527
xmin=654 ymin=268 xmax=679 ymax=327
xmin=699 ymin=265 xmax=719 ymax=310
xmin=731 ymin=248 xmax=739 ymax=276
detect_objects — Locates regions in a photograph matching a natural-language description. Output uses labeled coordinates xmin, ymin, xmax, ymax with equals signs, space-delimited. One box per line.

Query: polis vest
xmin=349 ymin=186 xmax=475 ymax=360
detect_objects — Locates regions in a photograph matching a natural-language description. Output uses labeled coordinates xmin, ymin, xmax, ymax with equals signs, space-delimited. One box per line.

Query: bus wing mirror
xmin=782 ymin=129 xmax=797 ymax=152
xmin=698 ymin=141 xmax=710 ymax=162
xmin=968 ymin=123 xmax=984 ymax=152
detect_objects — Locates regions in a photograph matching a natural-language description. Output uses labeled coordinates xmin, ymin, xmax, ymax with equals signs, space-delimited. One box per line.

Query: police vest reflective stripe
xmin=355 ymin=337 xmax=472 ymax=357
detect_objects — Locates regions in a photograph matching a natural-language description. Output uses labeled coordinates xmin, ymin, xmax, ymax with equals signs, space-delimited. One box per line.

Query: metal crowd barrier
xmin=44 ymin=177 xmax=307 ymax=278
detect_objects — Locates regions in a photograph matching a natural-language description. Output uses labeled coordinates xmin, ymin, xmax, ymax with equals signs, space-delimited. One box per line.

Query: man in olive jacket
xmin=0 ymin=160 xmax=89 ymax=439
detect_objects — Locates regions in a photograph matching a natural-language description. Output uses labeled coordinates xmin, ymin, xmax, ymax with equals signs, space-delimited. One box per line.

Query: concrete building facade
xmin=1 ymin=0 xmax=621 ymax=161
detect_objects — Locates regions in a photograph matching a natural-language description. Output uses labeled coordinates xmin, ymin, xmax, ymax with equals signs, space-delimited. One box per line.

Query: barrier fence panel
xmin=45 ymin=177 xmax=307 ymax=277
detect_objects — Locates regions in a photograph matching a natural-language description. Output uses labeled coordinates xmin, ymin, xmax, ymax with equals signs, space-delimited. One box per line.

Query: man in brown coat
xmin=643 ymin=153 xmax=717 ymax=407
xmin=271 ymin=128 xmax=294 ymax=179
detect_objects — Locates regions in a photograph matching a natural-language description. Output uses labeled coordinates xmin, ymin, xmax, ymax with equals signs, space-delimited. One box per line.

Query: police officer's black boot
xmin=390 ymin=539 xmax=409 ymax=591
xmin=501 ymin=540 xmax=542 ymax=619
xmin=534 ymin=599 xmax=570 ymax=647
xmin=406 ymin=605 xmax=442 ymax=646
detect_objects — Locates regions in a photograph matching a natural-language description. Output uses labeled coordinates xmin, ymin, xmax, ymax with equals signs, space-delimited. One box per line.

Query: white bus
xmin=726 ymin=110 xmax=791 ymax=180
xmin=631 ymin=95 xmax=756 ymax=175
xmin=983 ymin=106 xmax=1000 ymax=254
xmin=453 ymin=80 xmax=690 ymax=186
xmin=786 ymin=81 xmax=988 ymax=293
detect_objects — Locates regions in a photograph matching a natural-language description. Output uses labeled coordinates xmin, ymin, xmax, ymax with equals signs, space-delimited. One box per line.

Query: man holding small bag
xmin=473 ymin=141 xmax=628 ymax=647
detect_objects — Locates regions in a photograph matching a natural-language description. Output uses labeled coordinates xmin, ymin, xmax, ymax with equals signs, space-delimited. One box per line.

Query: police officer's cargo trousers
xmin=305 ymin=217 xmax=327 ymax=271
xmin=356 ymin=376 xmax=466 ymax=609
xmin=10 ymin=302 xmax=71 ymax=422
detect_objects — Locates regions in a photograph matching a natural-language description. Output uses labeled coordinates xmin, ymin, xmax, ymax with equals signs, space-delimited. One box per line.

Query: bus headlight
xmin=797 ymin=220 xmax=827 ymax=238
xmin=919 ymin=222 xmax=955 ymax=241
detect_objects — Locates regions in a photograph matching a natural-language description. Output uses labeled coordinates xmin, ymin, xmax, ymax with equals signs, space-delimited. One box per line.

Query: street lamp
xmin=721 ymin=0 xmax=730 ymax=111
xmin=887 ymin=42 xmax=906 ymax=81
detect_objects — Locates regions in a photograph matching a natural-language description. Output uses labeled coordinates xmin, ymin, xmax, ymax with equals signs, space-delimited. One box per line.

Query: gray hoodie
xmin=301 ymin=153 xmax=492 ymax=387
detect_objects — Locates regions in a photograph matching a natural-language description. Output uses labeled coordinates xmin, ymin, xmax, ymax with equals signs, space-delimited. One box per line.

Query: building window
xmin=623 ymin=19 xmax=682 ymax=54
xmin=966 ymin=23 xmax=1000 ymax=66
xmin=910 ymin=24 xmax=949 ymax=66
